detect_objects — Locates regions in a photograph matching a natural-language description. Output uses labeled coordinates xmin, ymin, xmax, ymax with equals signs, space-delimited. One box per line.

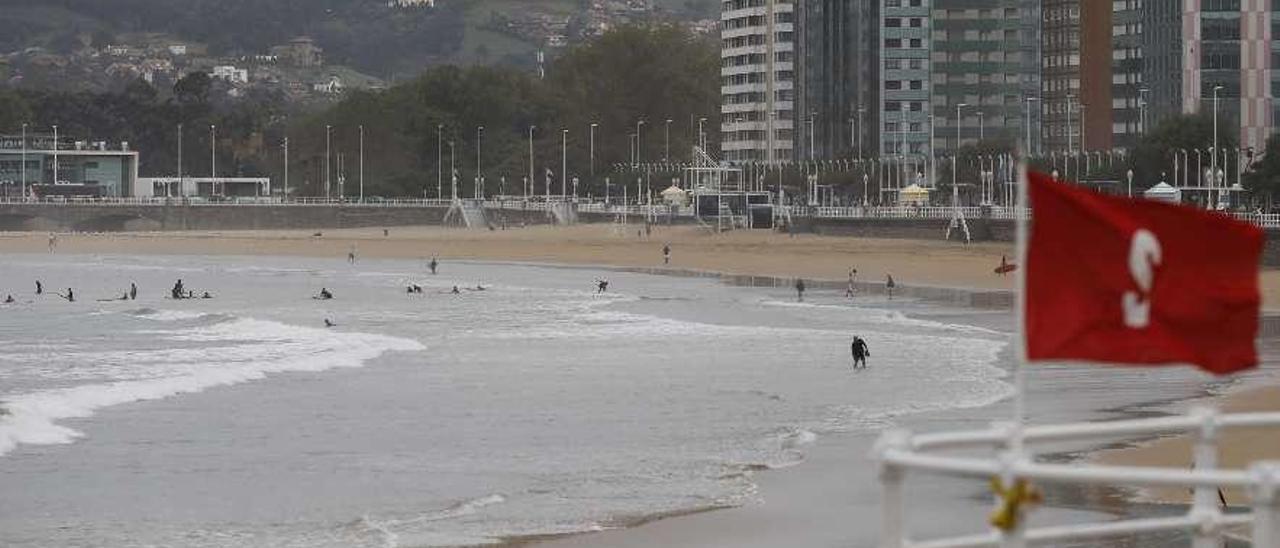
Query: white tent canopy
xmin=1143 ymin=182 xmax=1182 ymax=204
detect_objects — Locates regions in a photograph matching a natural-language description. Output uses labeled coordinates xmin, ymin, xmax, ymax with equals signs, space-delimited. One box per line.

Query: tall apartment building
xmin=794 ymin=1 xmax=879 ymax=161
xmin=930 ymin=0 xmax=1041 ymax=156
xmin=1041 ymin=0 xmax=1114 ymax=155
xmin=879 ymin=0 xmax=932 ymax=175
xmin=720 ymin=0 xmax=796 ymax=164
xmin=1182 ymin=0 xmax=1273 ymax=152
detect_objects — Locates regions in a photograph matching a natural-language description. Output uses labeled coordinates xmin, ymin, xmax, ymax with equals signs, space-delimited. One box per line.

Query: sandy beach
xmin=4 ymin=224 xmax=1280 ymax=546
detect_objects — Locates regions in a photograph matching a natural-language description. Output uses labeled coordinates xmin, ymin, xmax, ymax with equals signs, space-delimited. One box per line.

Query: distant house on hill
xmin=271 ymin=37 xmax=324 ymax=68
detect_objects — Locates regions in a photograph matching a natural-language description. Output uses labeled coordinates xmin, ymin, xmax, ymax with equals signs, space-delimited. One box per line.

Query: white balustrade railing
xmin=877 ymin=407 xmax=1280 ymax=548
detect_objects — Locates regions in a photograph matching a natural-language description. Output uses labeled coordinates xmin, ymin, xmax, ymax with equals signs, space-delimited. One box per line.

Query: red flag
xmin=1025 ymin=171 xmax=1264 ymax=374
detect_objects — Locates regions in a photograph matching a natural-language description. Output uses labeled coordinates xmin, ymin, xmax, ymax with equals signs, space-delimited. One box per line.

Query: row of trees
xmin=0 ymin=24 xmax=720 ymax=199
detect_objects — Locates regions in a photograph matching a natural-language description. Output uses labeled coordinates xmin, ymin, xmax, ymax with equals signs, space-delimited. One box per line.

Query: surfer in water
xmin=596 ymin=279 xmax=609 ymax=294
xmin=795 ymin=278 xmax=806 ymax=302
xmin=851 ymin=336 xmax=870 ymax=369
xmin=4 ymin=295 xmax=14 ymax=304
xmin=451 ymin=286 xmax=461 ymax=294
xmin=886 ymin=274 xmax=896 ymax=300
xmin=60 ymin=288 xmax=75 ymax=302
xmin=171 ymin=279 xmax=185 ymax=300
xmin=129 ymin=282 xmax=137 ymax=300
xmin=317 ymin=288 xmax=334 ymax=300
xmin=429 ymin=257 xmax=439 ymax=275
xmin=35 ymin=280 xmax=42 ymax=295
xmin=663 ymin=243 xmax=671 ymax=265
xmin=324 ymin=319 xmax=336 ymax=328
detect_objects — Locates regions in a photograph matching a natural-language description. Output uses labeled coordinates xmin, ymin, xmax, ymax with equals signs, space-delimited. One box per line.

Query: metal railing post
xmin=1249 ymin=461 xmax=1280 ymax=548
xmin=1191 ymin=406 xmax=1222 ymax=548
xmin=875 ymin=429 xmax=911 ymax=548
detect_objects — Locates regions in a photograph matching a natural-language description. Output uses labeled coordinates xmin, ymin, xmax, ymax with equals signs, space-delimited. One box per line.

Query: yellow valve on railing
xmin=989 ymin=477 xmax=1042 ymax=532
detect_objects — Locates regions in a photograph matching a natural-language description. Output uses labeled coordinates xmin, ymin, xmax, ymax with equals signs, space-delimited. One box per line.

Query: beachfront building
xmin=879 ymin=0 xmax=932 ymax=192
xmin=930 ymin=0 xmax=1041 ymax=155
xmin=1181 ymin=0 xmax=1274 ymax=153
xmin=720 ymin=0 xmax=796 ymax=164
xmin=793 ymin=1 xmax=879 ymax=161
xmin=1040 ymin=0 xmax=1115 ymax=156
xmin=0 ymin=134 xmax=140 ymax=198
xmin=134 ymin=177 xmax=272 ymax=198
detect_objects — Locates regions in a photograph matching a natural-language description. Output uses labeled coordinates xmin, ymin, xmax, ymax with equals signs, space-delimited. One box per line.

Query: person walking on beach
xmin=47 ymin=233 xmax=57 ymax=253
xmin=129 ymin=282 xmax=137 ymax=300
xmin=851 ymin=336 xmax=870 ymax=369
xmin=886 ymin=274 xmax=896 ymax=300
xmin=347 ymin=245 xmax=357 ymax=265
xmin=662 ymin=244 xmax=671 ymax=265
xmin=429 ymin=257 xmax=439 ymax=275
xmin=795 ymin=278 xmax=806 ymax=302
xmin=846 ymin=268 xmax=858 ymax=298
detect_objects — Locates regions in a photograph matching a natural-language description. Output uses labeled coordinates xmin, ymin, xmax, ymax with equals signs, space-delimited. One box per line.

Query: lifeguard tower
xmin=685 ymin=146 xmax=773 ymax=231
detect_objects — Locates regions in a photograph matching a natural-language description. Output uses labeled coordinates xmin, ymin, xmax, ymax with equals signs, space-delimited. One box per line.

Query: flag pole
xmin=1013 ymin=160 xmax=1029 ymax=449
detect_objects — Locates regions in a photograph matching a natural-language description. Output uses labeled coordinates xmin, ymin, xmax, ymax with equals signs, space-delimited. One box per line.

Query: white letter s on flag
xmin=1123 ymin=229 xmax=1162 ymax=329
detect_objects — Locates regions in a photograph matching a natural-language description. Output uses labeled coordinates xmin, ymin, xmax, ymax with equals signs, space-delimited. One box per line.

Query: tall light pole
xmin=51 ymin=124 xmax=58 ymax=189
xmin=1066 ymin=95 xmax=1075 ymax=180
xmin=436 ymin=124 xmax=443 ymax=199
xmin=953 ymin=103 xmax=968 ymax=195
xmin=636 ymin=119 xmax=645 ymax=163
xmin=698 ymin=117 xmax=707 ymax=151
xmin=664 ymin=118 xmax=672 ymax=163
xmin=358 ymin=124 xmax=364 ymax=202
xmin=210 ymin=124 xmax=217 ymax=196
xmin=808 ymin=111 xmax=816 ymax=161
xmin=857 ymin=106 xmax=866 ymax=163
xmin=476 ymin=125 xmax=484 ymax=200
xmin=177 ymin=123 xmax=183 ymax=197
xmin=978 ymin=111 xmax=985 ymax=142
xmin=1138 ymin=87 xmax=1149 ymax=137
xmin=449 ymin=140 xmax=456 ymax=200
xmin=561 ymin=128 xmax=568 ymax=198
xmin=1213 ymin=84 xmax=1223 ymax=209
xmin=325 ymin=125 xmax=332 ymax=200
xmin=590 ymin=122 xmax=598 ymax=177
xmin=1024 ymin=97 xmax=1038 ymax=158
xmin=282 ymin=136 xmax=289 ymax=200
xmin=20 ymin=123 xmax=26 ymax=199
xmin=528 ymin=125 xmax=536 ymax=199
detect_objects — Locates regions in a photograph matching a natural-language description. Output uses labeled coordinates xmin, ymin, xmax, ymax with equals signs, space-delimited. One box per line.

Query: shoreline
xmin=4 ymin=226 xmax=1280 ymax=546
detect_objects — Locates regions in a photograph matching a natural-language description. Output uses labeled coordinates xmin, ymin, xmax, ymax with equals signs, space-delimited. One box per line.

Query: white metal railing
xmin=876 ymin=407 xmax=1280 ymax=548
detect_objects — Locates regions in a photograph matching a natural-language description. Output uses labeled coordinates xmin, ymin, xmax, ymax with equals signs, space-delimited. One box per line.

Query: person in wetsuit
xmin=129 ymin=282 xmax=137 ymax=300
xmin=318 ymin=288 xmax=333 ymax=299
xmin=851 ymin=337 xmax=870 ymax=369
xmin=795 ymin=278 xmax=806 ymax=302
xmin=596 ymin=279 xmax=609 ymax=294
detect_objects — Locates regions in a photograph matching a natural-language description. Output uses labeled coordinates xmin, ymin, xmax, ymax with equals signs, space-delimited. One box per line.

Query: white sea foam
xmin=0 ymin=316 xmax=425 ymax=456
xmin=758 ymin=298 xmax=1006 ymax=336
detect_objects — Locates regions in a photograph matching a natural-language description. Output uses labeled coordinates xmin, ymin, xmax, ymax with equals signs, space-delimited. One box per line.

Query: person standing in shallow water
xmin=662 ymin=244 xmax=671 ymax=265
xmin=850 ymin=336 xmax=870 ymax=369
xmin=795 ymin=278 xmax=806 ymax=302
xmin=429 ymin=257 xmax=439 ymax=275
xmin=129 ymin=282 xmax=137 ymax=300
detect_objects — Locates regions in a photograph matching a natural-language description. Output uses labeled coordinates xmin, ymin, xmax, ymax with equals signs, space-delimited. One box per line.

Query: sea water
xmin=0 ymin=253 xmax=1012 ymax=547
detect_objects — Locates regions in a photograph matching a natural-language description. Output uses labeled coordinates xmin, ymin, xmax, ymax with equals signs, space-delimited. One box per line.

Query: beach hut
xmin=897 ymin=184 xmax=930 ymax=206
xmin=1142 ymin=182 xmax=1182 ymax=204
xmin=660 ymin=184 xmax=690 ymax=206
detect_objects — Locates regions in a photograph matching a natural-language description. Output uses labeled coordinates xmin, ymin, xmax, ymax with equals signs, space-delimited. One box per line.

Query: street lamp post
xmin=1066 ymin=95 xmax=1075 ymax=180
xmin=954 ymin=103 xmax=968 ymax=203
xmin=808 ymin=112 xmax=816 ymax=161
xmin=283 ymin=136 xmax=289 ymax=200
xmin=210 ymin=124 xmax=217 ymax=196
xmin=436 ymin=124 xmax=443 ymax=200
xmin=325 ymin=125 xmax=331 ymax=200
xmin=528 ymin=125 xmax=536 ymax=200
xmin=1213 ymin=85 xmax=1223 ymax=209
xmin=698 ymin=117 xmax=707 ymax=151
xmin=1024 ymin=97 xmax=1038 ymax=158
xmin=176 ymin=123 xmax=183 ymax=197
xmin=636 ymin=120 xmax=645 ymax=164
xmin=561 ymin=128 xmax=568 ymax=199
xmin=51 ymin=124 xmax=58 ymax=189
xmin=978 ymin=111 xmax=984 ymax=142
xmin=664 ymin=119 xmax=671 ymax=164
xmin=590 ymin=123 xmax=598 ymax=178
xmin=20 ymin=123 xmax=26 ymax=199
xmin=476 ymin=125 xmax=484 ymax=200
xmin=1138 ymin=87 xmax=1149 ymax=136
xmin=359 ymin=125 xmax=364 ymax=202
xmin=449 ymin=140 xmax=456 ymax=201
